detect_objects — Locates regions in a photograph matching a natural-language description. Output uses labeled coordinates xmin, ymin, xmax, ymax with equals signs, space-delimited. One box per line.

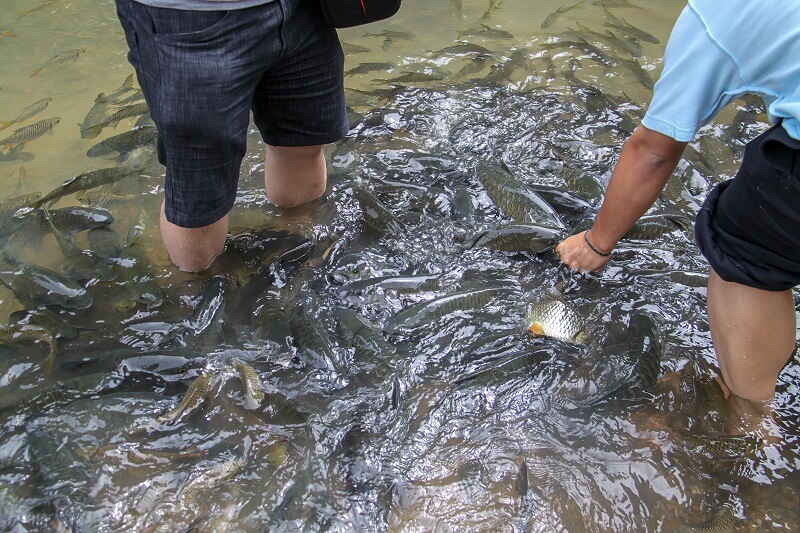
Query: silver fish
xmin=527 ymin=294 xmax=586 ymax=344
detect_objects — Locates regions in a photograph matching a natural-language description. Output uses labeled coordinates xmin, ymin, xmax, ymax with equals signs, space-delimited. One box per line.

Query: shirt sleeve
xmin=642 ymin=4 xmax=747 ymax=142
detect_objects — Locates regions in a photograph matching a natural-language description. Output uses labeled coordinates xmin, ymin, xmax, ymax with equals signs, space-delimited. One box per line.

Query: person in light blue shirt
xmin=555 ymin=0 xmax=800 ymax=437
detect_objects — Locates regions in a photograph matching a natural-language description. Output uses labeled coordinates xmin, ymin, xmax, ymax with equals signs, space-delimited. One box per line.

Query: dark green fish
xmin=593 ymin=0 xmax=642 ymax=9
xmin=345 ymin=62 xmax=394 ymax=76
xmin=0 ymin=192 xmax=42 ymax=228
xmin=31 ymin=166 xmax=133 ymax=208
xmin=349 ymin=184 xmax=405 ymax=236
xmin=12 ymin=306 xmax=77 ymax=339
xmin=0 ymin=323 xmax=55 ymax=354
xmin=561 ymin=166 xmax=605 ymax=201
xmin=0 ymin=117 xmax=60 ymax=149
xmin=624 ymin=214 xmax=691 ymax=240
xmin=439 ymin=43 xmax=493 ymax=56
xmin=363 ymin=29 xmax=415 ymax=40
xmin=684 ymin=500 xmax=736 ymax=533
xmin=86 ymin=125 xmax=157 ymax=157
xmin=529 ymin=184 xmax=595 ymax=219
xmin=76 ymin=189 xmax=141 ymax=208
xmin=468 ymin=223 xmax=563 ymax=254
xmin=540 ymin=39 xmax=616 ymax=68
xmin=341 ymin=42 xmax=372 ymax=55
xmin=455 ymin=55 xmax=490 ymax=78
xmin=483 ymin=48 xmax=528 ymax=83
xmin=617 ymin=56 xmax=654 ymax=89
xmin=477 ymin=160 xmax=563 ymax=227
xmin=40 ymin=205 xmax=116 ymax=233
xmin=457 ymin=24 xmax=513 ymax=39
xmin=87 ymin=225 xmax=122 ymax=261
xmin=376 ymin=71 xmax=445 ymax=84
xmin=603 ymin=8 xmax=660 ymax=43
xmin=337 ymin=273 xmax=440 ymax=296
xmin=0 ymin=252 xmax=93 ymax=309
xmin=386 ymin=287 xmax=508 ymax=333
xmin=114 ymin=89 xmax=144 ymax=106
xmin=80 ymin=101 xmax=150 ymax=139
xmin=105 ymin=73 xmax=138 ymax=102
xmin=679 ymin=430 xmax=762 ymax=462
xmin=567 ymin=21 xmax=642 ymax=57
xmin=44 ymin=209 xmax=117 ymax=281
xmin=334 ymin=307 xmax=395 ymax=376
xmin=458 ymin=349 xmax=548 ymax=389
xmin=79 ymin=93 xmax=114 ymax=131
xmin=542 ymin=0 xmax=585 ymax=29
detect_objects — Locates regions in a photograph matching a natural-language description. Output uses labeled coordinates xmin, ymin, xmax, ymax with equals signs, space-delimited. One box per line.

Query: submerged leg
xmin=707 ymin=268 xmax=796 ymax=435
xmin=160 ymin=201 xmax=229 ymax=273
xmin=264 ymin=145 xmax=327 ymax=208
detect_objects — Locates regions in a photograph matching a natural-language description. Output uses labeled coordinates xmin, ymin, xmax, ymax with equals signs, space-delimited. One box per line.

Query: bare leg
xmin=707 ymin=268 xmax=796 ymax=437
xmin=160 ymin=201 xmax=229 ymax=272
xmin=264 ymin=145 xmax=327 ymax=207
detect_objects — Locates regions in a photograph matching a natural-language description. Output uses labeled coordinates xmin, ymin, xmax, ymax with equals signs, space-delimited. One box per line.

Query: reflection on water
xmin=1 ymin=0 xmax=799 ymax=531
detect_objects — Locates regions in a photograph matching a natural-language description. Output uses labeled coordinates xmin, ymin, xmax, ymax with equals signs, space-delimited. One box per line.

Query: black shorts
xmin=695 ymin=123 xmax=800 ymax=291
xmin=115 ymin=0 xmax=348 ymax=228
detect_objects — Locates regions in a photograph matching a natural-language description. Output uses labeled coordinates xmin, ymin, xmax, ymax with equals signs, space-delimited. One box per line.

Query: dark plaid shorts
xmin=695 ymin=123 xmax=800 ymax=291
xmin=115 ymin=0 xmax=348 ymax=227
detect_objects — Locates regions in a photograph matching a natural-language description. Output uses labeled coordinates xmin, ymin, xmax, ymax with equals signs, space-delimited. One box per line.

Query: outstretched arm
xmin=555 ymin=125 xmax=687 ymax=272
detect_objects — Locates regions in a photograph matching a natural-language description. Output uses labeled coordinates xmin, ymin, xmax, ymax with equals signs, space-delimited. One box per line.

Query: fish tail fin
xmin=42 ymin=341 xmax=58 ymax=378
xmin=0 ymin=121 xmax=13 ymax=131
xmin=42 ymin=206 xmax=56 ymax=229
xmin=28 ymin=66 xmax=43 ymax=78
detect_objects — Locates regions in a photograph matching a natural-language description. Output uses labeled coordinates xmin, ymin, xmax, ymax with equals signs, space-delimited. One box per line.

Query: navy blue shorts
xmin=115 ymin=0 xmax=348 ymax=228
xmin=695 ymin=123 xmax=800 ymax=291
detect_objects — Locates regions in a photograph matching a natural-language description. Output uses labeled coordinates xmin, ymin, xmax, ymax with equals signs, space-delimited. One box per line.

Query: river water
xmin=0 ymin=0 xmax=799 ymax=531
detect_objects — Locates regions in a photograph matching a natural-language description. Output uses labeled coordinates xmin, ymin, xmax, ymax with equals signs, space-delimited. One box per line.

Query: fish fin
xmin=28 ymin=66 xmax=44 ymax=78
xmin=81 ymin=125 xmax=103 ymax=139
xmin=42 ymin=339 xmax=58 ymax=378
xmin=0 ymin=121 xmax=13 ymax=131
xmin=528 ymin=322 xmax=545 ymax=336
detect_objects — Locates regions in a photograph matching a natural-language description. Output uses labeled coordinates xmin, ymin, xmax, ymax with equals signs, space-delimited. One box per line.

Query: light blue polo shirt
xmin=642 ymin=0 xmax=800 ymax=143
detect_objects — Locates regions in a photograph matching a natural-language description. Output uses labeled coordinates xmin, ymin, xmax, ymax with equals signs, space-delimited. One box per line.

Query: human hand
xmin=554 ymin=231 xmax=611 ymax=273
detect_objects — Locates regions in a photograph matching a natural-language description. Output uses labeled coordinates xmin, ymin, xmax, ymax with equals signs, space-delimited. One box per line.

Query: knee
xmin=718 ymin=367 xmax=779 ymax=402
xmin=264 ymin=145 xmax=327 ymax=208
xmin=168 ymin=245 xmax=224 ymax=273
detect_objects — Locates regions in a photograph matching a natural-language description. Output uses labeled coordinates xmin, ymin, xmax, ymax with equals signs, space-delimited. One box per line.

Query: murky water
xmin=1 ymin=0 xmax=799 ymax=531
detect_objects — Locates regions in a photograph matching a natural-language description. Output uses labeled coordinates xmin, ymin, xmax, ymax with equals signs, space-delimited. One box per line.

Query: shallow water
xmin=1 ymin=0 xmax=799 ymax=531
